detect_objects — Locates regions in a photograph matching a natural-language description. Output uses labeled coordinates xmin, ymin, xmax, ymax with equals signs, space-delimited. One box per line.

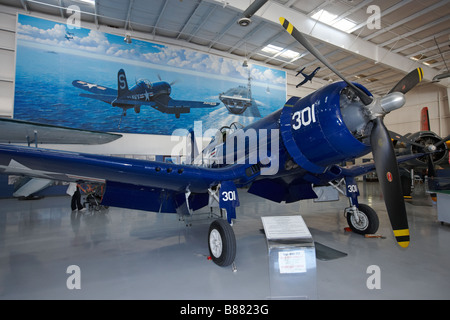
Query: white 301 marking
xmin=222 ymin=191 xmax=236 ymax=201
xmin=292 ymin=105 xmax=316 ymax=130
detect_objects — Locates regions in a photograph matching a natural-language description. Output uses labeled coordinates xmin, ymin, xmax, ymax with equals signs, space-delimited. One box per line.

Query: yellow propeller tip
xmin=398 ymin=241 xmax=410 ymax=248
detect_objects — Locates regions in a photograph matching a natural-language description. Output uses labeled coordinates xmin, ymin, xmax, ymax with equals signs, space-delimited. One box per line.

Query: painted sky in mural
xmin=14 ymin=14 xmax=287 ymax=136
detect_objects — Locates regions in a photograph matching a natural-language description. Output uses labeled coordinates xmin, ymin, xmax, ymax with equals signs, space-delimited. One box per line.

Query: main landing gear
xmin=345 ymin=203 xmax=379 ymax=235
xmin=206 ymin=184 xmax=238 ymax=267
xmin=208 ymin=219 xmax=236 ymax=267
xmin=330 ymin=177 xmax=380 ymax=236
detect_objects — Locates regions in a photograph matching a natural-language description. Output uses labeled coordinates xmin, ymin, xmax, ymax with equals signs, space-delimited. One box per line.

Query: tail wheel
xmin=208 ymin=219 xmax=236 ymax=267
xmin=346 ymin=203 xmax=379 ymax=235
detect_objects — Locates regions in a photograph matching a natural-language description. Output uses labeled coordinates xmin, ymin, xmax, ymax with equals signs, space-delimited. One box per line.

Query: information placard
xmin=261 ymin=216 xmax=312 ymax=240
xmin=278 ymin=250 xmax=306 ymax=273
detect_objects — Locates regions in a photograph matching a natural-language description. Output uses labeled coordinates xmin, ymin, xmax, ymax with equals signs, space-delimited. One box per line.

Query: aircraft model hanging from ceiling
xmin=72 ymin=69 xmax=220 ymax=126
xmin=0 ymin=18 xmax=429 ymax=268
xmin=295 ymin=66 xmax=321 ymax=88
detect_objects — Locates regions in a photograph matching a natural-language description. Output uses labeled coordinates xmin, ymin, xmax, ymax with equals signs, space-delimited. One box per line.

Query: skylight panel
xmin=311 ymin=9 xmax=356 ymax=33
xmin=311 ymin=9 xmax=337 ymax=24
xmin=261 ymin=44 xmax=283 ymax=54
xmin=333 ymin=19 xmax=357 ymax=33
xmin=261 ymin=44 xmax=300 ymax=60
xmin=280 ymin=49 xmax=300 ymax=59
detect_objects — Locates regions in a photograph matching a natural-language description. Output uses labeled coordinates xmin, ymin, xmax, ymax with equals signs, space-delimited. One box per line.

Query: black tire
xmin=346 ymin=203 xmax=379 ymax=235
xmin=208 ymin=219 xmax=236 ymax=267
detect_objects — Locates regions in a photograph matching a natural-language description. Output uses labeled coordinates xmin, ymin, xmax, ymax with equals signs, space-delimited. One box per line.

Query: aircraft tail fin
xmin=420 ymin=107 xmax=430 ymax=131
xmin=187 ymin=128 xmax=200 ymax=165
xmin=117 ymin=69 xmax=129 ymax=97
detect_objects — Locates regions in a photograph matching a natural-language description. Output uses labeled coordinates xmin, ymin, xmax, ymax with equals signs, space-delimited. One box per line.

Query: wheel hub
xmin=350 ymin=210 xmax=368 ymax=231
xmin=209 ymin=229 xmax=223 ymax=258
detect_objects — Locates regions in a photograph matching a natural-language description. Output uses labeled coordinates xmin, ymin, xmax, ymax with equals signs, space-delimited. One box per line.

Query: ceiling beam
xmin=346 ymin=0 xmax=412 ymax=34
xmin=362 ymin=0 xmax=449 ymax=41
xmin=213 ymin=0 xmax=440 ymax=83
xmin=378 ymin=15 xmax=450 ymax=48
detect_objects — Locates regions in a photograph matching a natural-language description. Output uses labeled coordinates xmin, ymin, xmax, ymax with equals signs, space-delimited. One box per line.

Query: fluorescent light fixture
xmin=76 ymin=0 xmax=95 ymax=5
xmin=311 ymin=9 xmax=356 ymax=33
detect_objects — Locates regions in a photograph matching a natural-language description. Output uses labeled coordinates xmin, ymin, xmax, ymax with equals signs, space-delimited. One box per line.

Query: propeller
xmin=388 ymin=68 xmax=424 ymax=94
xmin=279 ymin=18 xmax=373 ymax=106
xmin=279 ymin=17 xmax=424 ymax=248
xmin=157 ymin=73 xmax=178 ymax=86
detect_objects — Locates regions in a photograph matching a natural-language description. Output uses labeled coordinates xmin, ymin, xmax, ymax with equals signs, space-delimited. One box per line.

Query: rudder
xmin=117 ymin=69 xmax=129 ymax=97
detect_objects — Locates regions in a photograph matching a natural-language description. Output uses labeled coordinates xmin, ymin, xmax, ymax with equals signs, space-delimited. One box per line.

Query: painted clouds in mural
xmin=14 ymin=14 xmax=287 ymax=135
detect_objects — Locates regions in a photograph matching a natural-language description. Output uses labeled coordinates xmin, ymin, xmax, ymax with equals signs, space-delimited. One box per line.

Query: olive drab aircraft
xmin=0 ymin=18 xmax=430 ymax=267
xmin=72 ymin=69 xmax=219 ymax=123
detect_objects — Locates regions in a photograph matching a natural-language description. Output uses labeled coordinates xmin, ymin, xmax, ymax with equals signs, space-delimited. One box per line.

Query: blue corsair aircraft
xmin=0 ymin=18 xmax=427 ymax=267
xmin=295 ymin=66 xmax=320 ymax=88
xmin=72 ymin=69 xmax=219 ymax=120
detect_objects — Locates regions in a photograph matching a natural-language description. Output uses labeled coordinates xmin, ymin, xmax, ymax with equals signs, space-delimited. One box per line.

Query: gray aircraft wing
xmin=0 ymin=118 xmax=122 ymax=145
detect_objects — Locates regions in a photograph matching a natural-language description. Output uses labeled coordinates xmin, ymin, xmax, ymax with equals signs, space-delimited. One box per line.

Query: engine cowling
xmin=280 ymin=81 xmax=372 ymax=172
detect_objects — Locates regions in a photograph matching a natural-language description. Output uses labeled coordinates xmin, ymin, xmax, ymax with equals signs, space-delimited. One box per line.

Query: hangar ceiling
xmin=1 ymin=0 xmax=449 ymax=96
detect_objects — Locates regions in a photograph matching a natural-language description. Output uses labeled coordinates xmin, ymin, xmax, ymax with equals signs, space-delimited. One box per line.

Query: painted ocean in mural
xmin=14 ymin=14 xmax=287 ymax=136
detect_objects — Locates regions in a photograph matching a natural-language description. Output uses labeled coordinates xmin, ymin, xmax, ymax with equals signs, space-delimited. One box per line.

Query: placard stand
xmin=261 ymin=216 xmax=317 ymax=300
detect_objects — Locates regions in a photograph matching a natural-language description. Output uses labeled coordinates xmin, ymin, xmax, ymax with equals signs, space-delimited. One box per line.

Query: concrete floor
xmin=0 ymin=181 xmax=449 ymax=300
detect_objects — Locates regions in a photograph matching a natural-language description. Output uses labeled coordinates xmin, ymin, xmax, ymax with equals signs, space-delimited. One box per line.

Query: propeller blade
xmin=434 ymin=134 xmax=450 ymax=148
xmin=370 ymin=117 xmax=410 ymax=248
xmin=427 ymin=153 xmax=436 ymax=177
xmin=279 ymin=17 xmax=373 ymax=105
xmin=389 ymin=130 xmax=425 ymax=148
xmin=389 ymin=68 xmax=424 ymax=94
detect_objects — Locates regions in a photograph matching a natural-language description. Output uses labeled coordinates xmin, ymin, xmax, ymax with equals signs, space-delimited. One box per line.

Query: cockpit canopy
xmin=137 ymin=79 xmax=152 ymax=89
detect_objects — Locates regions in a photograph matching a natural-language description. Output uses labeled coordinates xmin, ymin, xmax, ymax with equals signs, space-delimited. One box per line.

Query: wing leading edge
xmin=0 ymin=144 xmax=258 ymax=193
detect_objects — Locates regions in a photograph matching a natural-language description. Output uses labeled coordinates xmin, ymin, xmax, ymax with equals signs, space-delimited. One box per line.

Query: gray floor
xmin=0 ymin=181 xmax=449 ymax=300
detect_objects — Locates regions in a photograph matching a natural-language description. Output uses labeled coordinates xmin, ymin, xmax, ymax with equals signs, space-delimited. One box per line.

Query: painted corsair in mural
xmin=73 ymin=69 xmax=219 ymax=120
xmin=0 ymin=18 xmax=433 ymax=267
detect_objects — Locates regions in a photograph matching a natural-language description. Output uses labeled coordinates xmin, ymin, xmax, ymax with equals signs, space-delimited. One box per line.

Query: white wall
xmin=0 ymin=4 xmax=448 ymax=159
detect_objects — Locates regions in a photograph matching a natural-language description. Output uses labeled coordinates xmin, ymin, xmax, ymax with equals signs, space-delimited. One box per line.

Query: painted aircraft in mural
xmin=72 ymin=69 xmax=219 ymax=123
xmin=65 ymin=31 xmax=74 ymax=40
xmin=295 ymin=66 xmax=320 ymax=88
xmin=0 ymin=18 xmax=432 ymax=267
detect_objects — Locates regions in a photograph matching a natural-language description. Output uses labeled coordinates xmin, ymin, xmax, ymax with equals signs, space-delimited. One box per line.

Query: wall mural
xmin=14 ymin=14 xmax=287 ymax=136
